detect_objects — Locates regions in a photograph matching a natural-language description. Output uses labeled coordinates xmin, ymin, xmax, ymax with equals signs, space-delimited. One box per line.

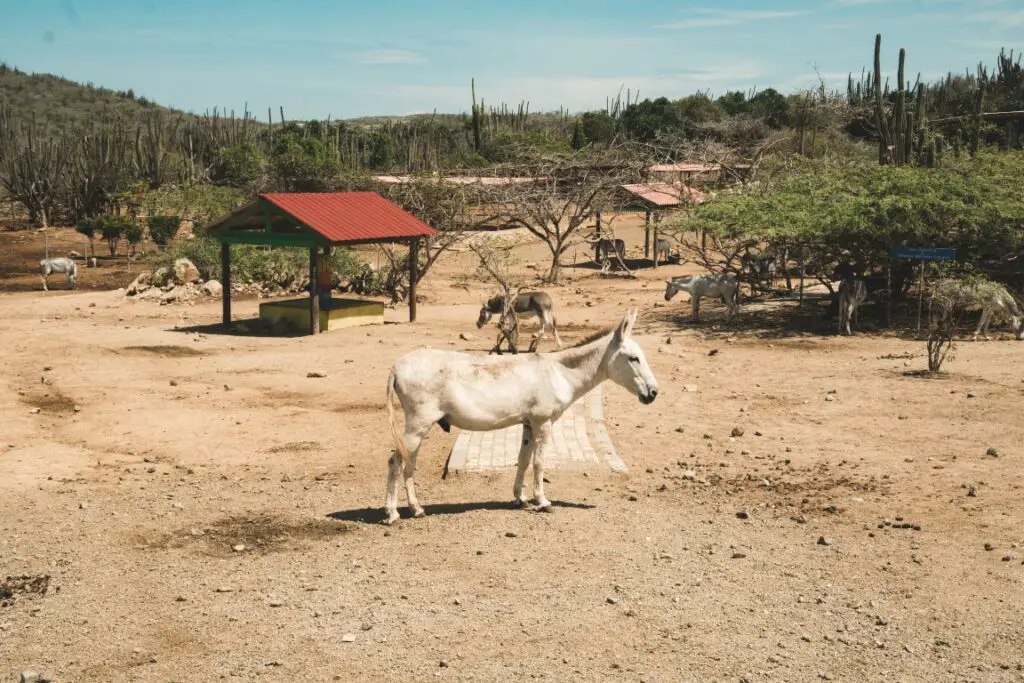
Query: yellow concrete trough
xmin=259 ymin=297 xmax=385 ymax=333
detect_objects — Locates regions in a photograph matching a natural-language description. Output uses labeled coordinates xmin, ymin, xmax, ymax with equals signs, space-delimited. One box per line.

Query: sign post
xmin=889 ymin=247 xmax=956 ymax=331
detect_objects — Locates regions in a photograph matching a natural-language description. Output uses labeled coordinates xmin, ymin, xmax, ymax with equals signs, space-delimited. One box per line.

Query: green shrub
xmin=123 ymin=221 xmax=145 ymax=254
xmin=148 ymin=215 xmax=182 ymax=249
xmin=153 ymin=235 xmax=362 ymax=286
xmin=100 ymin=215 xmax=133 ymax=256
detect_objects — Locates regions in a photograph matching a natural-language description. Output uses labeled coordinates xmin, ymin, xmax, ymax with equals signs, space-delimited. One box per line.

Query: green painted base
xmin=259 ymin=297 xmax=385 ymax=333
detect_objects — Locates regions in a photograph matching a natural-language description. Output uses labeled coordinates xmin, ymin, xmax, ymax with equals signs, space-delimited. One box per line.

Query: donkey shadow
xmin=327 ymin=499 xmax=595 ymax=525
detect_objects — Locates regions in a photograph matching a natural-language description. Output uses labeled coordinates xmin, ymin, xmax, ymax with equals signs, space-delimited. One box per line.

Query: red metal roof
xmin=619 ymin=183 xmax=707 ymax=207
xmin=260 ymin=192 xmax=437 ymax=243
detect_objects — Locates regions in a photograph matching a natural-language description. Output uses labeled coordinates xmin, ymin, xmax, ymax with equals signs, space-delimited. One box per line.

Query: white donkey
xmin=837 ymin=277 xmax=868 ymax=335
xmin=384 ymin=309 xmax=658 ymax=525
xmin=664 ymin=273 xmax=740 ymax=322
xmin=932 ymin=278 xmax=1024 ymax=341
xmin=39 ymin=257 xmax=78 ymax=291
xmin=476 ymin=290 xmax=563 ymax=348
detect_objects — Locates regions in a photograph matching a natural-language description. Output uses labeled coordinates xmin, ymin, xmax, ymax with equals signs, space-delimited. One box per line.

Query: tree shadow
xmin=566 ymin=256 xmax=669 ymax=273
xmin=326 ymin=499 xmax=596 ymax=525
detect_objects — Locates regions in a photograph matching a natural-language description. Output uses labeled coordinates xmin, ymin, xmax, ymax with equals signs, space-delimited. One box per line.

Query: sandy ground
xmin=2 ymin=217 xmax=1024 ymax=682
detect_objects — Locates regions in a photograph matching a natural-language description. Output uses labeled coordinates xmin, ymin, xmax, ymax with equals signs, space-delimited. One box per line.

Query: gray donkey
xmin=476 ymin=291 xmax=563 ymax=349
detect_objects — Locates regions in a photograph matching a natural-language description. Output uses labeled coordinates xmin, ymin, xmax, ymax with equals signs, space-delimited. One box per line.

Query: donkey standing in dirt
xmin=664 ymin=273 xmax=740 ymax=322
xmin=476 ymin=290 xmax=563 ymax=349
xmin=384 ymin=309 xmax=658 ymax=525
xmin=39 ymin=257 xmax=78 ymax=291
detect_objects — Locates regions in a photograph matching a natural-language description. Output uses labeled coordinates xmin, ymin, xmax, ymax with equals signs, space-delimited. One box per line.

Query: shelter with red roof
xmin=202 ymin=192 xmax=437 ymax=334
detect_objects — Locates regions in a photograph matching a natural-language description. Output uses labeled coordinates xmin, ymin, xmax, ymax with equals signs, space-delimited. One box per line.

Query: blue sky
xmin=0 ymin=0 xmax=1021 ymax=120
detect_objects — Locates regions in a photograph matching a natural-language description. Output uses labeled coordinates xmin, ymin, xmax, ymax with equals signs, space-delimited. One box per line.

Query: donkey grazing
xmin=837 ymin=277 xmax=868 ymax=335
xmin=476 ymin=291 xmax=562 ymax=348
xmin=384 ymin=309 xmax=658 ymax=524
xmin=39 ymin=257 xmax=77 ymax=291
xmin=594 ymin=238 xmax=625 ymax=263
xmin=931 ymin=278 xmax=1024 ymax=341
xmin=664 ymin=273 xmax=740 ymax=322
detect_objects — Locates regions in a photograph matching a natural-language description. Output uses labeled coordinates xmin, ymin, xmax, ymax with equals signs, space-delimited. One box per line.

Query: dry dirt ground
xmin=2 ymin=217 xmax=1024 ymax=683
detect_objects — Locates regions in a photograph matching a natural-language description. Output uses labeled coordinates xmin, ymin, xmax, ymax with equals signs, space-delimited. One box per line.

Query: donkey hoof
xmin=384 ymin=510 xmax=400 ymax=526
xmin=533 ymin=499 xmax=552 ymax=512
xmin=512 ymin=498 xmax=527 ymax=509
xmin=412 ymin=507 xmax=427 ymax=519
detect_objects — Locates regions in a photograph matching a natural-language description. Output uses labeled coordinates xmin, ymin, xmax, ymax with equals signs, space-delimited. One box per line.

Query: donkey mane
xmin=569 ymin=327 xmax=613 ymax=348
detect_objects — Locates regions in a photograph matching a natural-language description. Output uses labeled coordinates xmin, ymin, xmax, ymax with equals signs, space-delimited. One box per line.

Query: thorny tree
xmin=480 ymin=145 xmax=646 ymax=282
xmin=469 ymin=238 xmax=529 ymax=354
xmin=371 ymin=177 xmax=486 ymax=303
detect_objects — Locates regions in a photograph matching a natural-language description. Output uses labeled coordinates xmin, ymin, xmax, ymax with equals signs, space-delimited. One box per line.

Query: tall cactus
xmin=872 ymin=34 xmax=928 ymax=166
xmin=872 ymin=34 xmax=892 ymax=165
xmin=470 ymin=78 xmax=483 ymax=153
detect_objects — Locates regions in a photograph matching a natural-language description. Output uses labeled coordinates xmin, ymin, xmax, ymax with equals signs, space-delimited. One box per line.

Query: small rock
xmin=703 ymin=433 xmax=713 ymax=440
xmin=984 ymin=542 xmax=995 ymax=551
xmin=736 ymin=511 xmax=749 ymax=520
xmin=223 ymin=384 xmax=232 ymax=391
xmin=967 ymin=391 xmax=977 ymax=398
xmin=674 ymin=426 xmax=685 ymax=433
xmin=1003 ymin=555 xmax=1013 ymax=562
xmin=459 ymin=332 xmax=474 ymax=341
xmin=683 ymin=384 xmax=698 ymax=393
xmin=439 ymin=660 xmax=449 ymax=668
xmin=78 ymin=502 xmax=87 ymax=510
xmin=200 ymin=280 xmax=223 ymax=296
xmin=169 ymin=379 xmax=178 ymax=386
xmin=232 ymin=544 xmax=246 ymax=552
xmin=307 ymin=372 xmax=327 ymax=379
xmin=267 ymin=599 xmax=283 ymax=607
xmin=986 ymin=447 xmax=1000 ymax=457
xmin=606 ymin=597 xmax=618 ymax=605
xmin=215 ymin=586 xmax=235 ymax=593
xmin=708 ymin=349 xmax=719 ymax=356
xmin=817 ymin=536 xmax=834 ymax=546
xmin=731 ymin=426 xmax=745 ymax=437
xmin=20 ymin=672 xmax=41 ymax=683
xmin=341 ymin=633 xmax=356 ymax=643
xmin=29 ymin=407 xmax=40 ymax=414
xmin=73 ymin=405 xmax=81 ymax=413
xmin=825 ymin=395 xmax=836 ymax=402
xmin=504 ymin=532 xmax=517 ymax=538
xmin=731 ymin=552 xmax=747 ymax=559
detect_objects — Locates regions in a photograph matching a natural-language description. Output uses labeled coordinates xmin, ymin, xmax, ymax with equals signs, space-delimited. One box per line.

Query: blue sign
xmin=890 ymin=247 xmax=956 ymax=261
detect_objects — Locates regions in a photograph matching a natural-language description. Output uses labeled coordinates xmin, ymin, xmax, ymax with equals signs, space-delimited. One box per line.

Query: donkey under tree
xmin=383 ymin=309 xmax=658 ymax=524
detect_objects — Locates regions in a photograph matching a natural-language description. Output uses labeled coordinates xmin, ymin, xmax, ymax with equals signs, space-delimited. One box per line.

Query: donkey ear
xmin=624 ymin=308 xmax=638 ymax=337
xmin=615 ymin=309 xmax=636 ymax=341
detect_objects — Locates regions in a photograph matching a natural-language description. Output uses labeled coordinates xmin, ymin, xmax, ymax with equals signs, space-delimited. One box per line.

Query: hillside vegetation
xmin=0 ymin=35 xmax=1021 ymax=297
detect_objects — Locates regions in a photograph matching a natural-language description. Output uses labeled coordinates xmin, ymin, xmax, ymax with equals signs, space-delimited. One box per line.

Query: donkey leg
xmin=41 ymin=274 xmax=48 ymax=291
xmin=512 ymin=423 xmax=533 ymax=507
xmin=384 ymin=452 xmax=403 ymax=525
xmin=550 ymin=316 xmax=563 ymax=348
xmin=691 ymin=295 xmax=699 ymax=322
xmin=531 ymin=421 xmax=552 ymax=510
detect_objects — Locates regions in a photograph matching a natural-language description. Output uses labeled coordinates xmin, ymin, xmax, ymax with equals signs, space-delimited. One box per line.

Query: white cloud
xmin=654 ymin=8 xmax=805 ymax=29
xmin=382 ymin=65 xmax=768 ymax=114
xmin=353 ymin=49 xmax=424 ymax=64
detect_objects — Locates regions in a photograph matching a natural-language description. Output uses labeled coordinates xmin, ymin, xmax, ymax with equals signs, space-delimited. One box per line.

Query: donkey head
xmin=605 ymin=309 xmax=658 ymax=405
xmin=664 ymin=277 xmax=689 ymax=301
xmin=476 ymin=294 xmax=504 ymax=328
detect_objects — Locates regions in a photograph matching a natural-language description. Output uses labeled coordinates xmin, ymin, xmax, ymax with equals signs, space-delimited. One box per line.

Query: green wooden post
xmin=221 ymin=242 xmax=231 ymax=327
xmin=409 ymin=237 xmax=420 ymax=322
xmin=309 ymin=247 xmax=320 ymax=335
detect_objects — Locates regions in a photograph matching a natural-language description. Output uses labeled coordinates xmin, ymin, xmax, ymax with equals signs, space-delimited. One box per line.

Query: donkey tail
xmin=386 ymin=368 xmax=410 ymax=469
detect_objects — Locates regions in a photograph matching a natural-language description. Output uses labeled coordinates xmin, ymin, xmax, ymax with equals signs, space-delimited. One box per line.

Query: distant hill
xmin=0 ymin=62 xmax=203 ymax=130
